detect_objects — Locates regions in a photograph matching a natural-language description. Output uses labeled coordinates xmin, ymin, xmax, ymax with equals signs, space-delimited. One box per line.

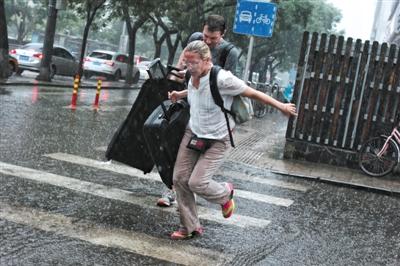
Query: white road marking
xmin=0 ymin=203 xmax=227 ymax=265
xmin=234 ymin=190 xmax=293 ymax=207
xmin=45 ymin=153 xmax=294 ymax=207
xmin=219 ymin=170 xmax=308 ymax=192
xmin=0 ymin=161 xmax=270 ymax=228
xmin=96 ymin=146 xmax=107 ymax=151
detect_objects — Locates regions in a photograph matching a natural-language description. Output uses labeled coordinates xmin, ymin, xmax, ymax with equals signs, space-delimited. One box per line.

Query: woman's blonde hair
xmin=185 ymin=40 xmax=211 ymax=60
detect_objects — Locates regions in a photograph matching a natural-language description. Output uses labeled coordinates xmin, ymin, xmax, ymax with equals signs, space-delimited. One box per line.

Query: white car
xmin=83 ymin=50 xmax=129 ymax=81
xmin=136 ymin=61 xmax=151 ymax=80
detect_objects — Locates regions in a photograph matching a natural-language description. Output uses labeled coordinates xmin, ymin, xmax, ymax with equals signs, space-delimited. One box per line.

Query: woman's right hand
xmin=168 ymin=91 xmax=180 ymax=103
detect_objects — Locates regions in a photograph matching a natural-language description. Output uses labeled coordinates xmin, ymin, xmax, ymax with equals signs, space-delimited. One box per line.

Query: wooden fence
xmin=284 ymin=31 xmax=400 ymax=167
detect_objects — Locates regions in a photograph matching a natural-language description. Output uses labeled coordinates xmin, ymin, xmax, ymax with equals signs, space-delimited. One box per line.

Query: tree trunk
xmin=152 ymin=23 xmax=165 ymax=59
xmin=0 ymin=0 xmax=11 ymax=79
xmin=167 ymin=33 xmax=180 ymax=65
xmin=153 ymin=34 xmax=165 ymax=59
xmin=36 ymin=0 xmax=57 ymax=81
xmin=124 ymin=14 xmax=147 ymax=85
xmin=76 ymin=0 xmax=105 ymax=78
xmin=17 ymin=20 xmax=26 ymax=44
xmin=77 ymin=15 xmax=92 ymax=78
xmin=258 ymin=58 xmax=269 ymax=83
xmin=125 ymin=23 xmax=136 ymax=85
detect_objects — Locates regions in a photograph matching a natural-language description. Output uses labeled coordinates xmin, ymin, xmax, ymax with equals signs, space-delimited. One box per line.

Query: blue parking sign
xmin=233 ymin=0 xmax=277 ymax=37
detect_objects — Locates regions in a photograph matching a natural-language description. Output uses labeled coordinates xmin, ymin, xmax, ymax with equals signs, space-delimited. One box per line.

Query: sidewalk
xmin=0 ymin=72 xmax=140 ymax=89
xmin=232 ymin=111 xmax=400 ymax=196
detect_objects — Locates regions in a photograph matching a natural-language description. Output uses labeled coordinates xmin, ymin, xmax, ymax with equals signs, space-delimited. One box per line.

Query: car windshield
xmin=89 ymin=52 xmax=113 ymax=60
xmin=21 ymin=44 xmax=42 ymax=52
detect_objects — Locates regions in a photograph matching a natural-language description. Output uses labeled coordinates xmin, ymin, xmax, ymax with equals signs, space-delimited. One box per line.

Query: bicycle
xmin=358 ymin=124 xmax=400 ymax=177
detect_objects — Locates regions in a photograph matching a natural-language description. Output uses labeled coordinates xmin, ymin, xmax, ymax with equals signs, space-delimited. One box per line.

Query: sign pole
xmin=242 ymin=35 xmax=254 ymax=83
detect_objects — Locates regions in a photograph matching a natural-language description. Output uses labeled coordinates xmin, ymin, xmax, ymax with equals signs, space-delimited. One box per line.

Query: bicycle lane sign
xmin=233 ymin=0 xmax=277 ymax=37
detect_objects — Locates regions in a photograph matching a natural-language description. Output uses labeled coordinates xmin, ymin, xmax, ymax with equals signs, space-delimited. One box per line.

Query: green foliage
xmin=4 ymin=0 xmax=342 ymax=81
xmin=5 ymin=0 xmax=46 ymax=42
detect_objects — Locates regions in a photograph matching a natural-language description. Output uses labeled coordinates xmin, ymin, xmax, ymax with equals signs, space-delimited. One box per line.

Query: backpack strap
xmin=209 ymin=66 xmax=235 ymax=147
xmin=218 ymin=43 xmax=235 ymax=68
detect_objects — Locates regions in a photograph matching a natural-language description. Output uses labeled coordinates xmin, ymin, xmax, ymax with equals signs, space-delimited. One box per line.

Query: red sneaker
xmin=170 ymin=227 xmax=204 ymax=240
xmin=221 ymin=183 xmax=235 ymax=219
xmin=156 ymin=189 xmax=176 ymax=207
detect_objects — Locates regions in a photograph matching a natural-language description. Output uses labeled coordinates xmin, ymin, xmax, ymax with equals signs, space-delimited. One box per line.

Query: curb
xmin=272 ymin=169 xmax=400 ymax=197
xmin=226 ymin=158 xmax=400 ymax=197
xmin=0 ymin=81 xmax=139 ymax=90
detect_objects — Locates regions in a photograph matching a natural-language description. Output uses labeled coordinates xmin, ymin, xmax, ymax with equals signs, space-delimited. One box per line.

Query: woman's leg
xmin=173 ymin=128 xmax=201 ymax=233
xmin=188 ymin=134 xmax=232 ymax=205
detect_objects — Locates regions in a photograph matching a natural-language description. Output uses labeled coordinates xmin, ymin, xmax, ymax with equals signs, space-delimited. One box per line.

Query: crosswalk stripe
xmin=0 ymin=161 xmax=270 ymax=228
xmin=234 ymin=190 xmax=292 ymax=207
xmin=219 ymin=169 xmax=308 ymax=192
xmin=95 ymin=146 xmax=308 ymax=192
xmin=45 ymin=153 xmax=294 ymax=207
xmin=0 ymin=202 xmax=227 ymax=265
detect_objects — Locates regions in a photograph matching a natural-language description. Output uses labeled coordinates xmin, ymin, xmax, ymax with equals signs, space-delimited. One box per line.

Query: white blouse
xmin=187 ymin=68 xmax=247 ymax=139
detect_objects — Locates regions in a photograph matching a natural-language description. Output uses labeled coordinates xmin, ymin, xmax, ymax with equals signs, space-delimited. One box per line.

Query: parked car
xmin=83 ymin=50 xmax=129 ymax=81
xmin=131 ymin=55 xmax=151 ymax=83
xmin=135 ymin=60 xmax=151 ymax=80
xmin=9 ymin=43 xmax=78 ymax=78
xmin=134 ymin=55 xmax=150 ymax=65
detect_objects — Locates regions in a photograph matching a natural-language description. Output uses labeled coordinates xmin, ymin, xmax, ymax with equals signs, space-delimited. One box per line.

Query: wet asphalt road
xmin=0 ymin=85 xmax=399 ymax=265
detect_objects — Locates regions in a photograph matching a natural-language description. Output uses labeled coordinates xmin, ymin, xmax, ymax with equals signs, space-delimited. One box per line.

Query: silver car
xmin=10 ymin=43 xmax=78 ymax=78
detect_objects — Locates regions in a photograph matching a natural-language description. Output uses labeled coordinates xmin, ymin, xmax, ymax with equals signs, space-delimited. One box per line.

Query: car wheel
xmin=114 ymin=70 xmax=121 ymax=81
xmin=84 ymin=71 xmax=91 ymax=79
xmin=133 ymin=71 xmax=140 ymax=84
xmin=16 ymin=69 xmax=23 ymax=75
xmin=50 ymin=65 xmax=56 ymax=78
xmin=8 ymin=61 xmax=16 ymax=72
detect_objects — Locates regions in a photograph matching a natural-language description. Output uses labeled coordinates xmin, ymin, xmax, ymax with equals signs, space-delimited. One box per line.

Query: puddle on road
xmin=0 ymin=87 xmax=12 ymax=95
xmin=0 ymin=202 xmax=226 ymax=265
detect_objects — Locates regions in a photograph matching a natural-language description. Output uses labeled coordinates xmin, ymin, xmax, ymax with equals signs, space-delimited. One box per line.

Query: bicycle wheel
xmin=359 ymin=136 xmax=399 ymax=177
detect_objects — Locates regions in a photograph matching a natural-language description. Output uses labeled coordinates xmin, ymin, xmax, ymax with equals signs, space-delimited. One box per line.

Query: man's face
xmin=202 ymin=25 xmax=223 ymax=48
xmin=183 ymin=51 xmax=207 ymax=77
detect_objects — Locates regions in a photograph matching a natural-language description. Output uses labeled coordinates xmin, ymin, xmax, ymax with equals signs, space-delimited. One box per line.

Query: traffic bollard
xmin=93 ymin=79 xmax=102 ymax=109
xmin=70 ymin=74 xmax=80 ymax=109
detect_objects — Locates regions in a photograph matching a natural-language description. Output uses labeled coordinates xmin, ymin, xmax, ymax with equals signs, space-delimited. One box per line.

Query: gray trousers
xmin=173 ymin=127 xmax=232 ymax=233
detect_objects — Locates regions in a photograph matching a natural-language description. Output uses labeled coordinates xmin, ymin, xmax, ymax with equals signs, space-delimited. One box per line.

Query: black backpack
xmin=217 ymin=42 xmax=235 ymax=70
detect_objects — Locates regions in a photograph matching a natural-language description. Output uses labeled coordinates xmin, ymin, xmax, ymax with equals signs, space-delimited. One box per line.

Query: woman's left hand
xmin=281 ymin=103 xmax=297 ymax=117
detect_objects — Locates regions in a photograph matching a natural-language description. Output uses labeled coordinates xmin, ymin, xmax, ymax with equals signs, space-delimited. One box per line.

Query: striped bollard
xmin=93 ymin=79 xmax=102 ymax=109
xmin=70 ymin=75 xmax=80 ymax=109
